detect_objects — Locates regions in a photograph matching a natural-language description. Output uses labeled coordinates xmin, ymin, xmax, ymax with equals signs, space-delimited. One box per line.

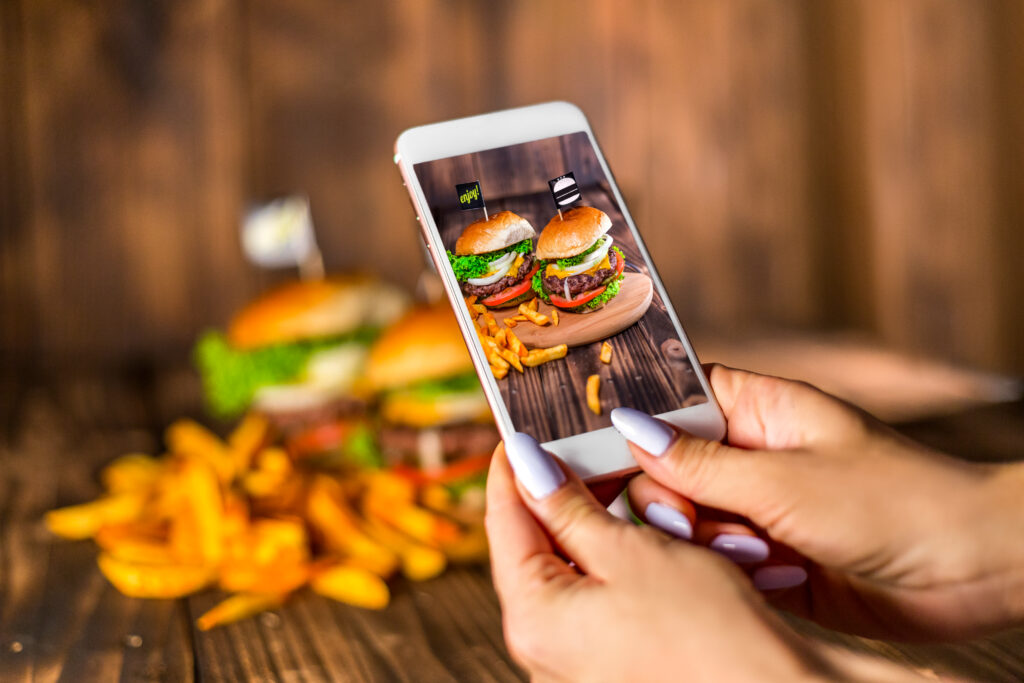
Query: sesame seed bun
xmin=364 ymin=305 xmax=476 ymax=391
xmin=454 ymin=211 xmax=536 ymax=256
xmin=535 ymin=206 xmax=612 ymax=260
xmin=228 ymin=275 xmax=409 ymax=349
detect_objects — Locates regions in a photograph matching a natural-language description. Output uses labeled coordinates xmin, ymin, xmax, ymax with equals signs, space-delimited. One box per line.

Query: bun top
xmin=454 ymin=210 xmax=536 ymax=255
xmin=228 ymin=275 xmax=409 ymax=349
xmin=364 ymin=305 xmax=476 ymax=391
xmin=535 ymin=206 xmax=612 ymax=260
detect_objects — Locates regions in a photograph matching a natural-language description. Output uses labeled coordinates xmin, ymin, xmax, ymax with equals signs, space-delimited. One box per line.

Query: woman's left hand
xmin=486 ymin=434 xmax=924 ymax=682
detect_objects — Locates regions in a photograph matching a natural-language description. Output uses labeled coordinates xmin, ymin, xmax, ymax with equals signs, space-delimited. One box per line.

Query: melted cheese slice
xmin=545 ymin=254 xmax=611 ymax=279
xmin=507 ymin=255 xmax=524 ymax=276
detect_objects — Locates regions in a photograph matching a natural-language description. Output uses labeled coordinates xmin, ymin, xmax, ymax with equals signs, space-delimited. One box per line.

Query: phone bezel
xmin=395 ymin=101 xmax=725 ymax=479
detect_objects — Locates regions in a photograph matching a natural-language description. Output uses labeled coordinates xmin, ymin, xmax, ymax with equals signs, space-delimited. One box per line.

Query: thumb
xmin=504 ymin=432 xmax=630 ymax=578
xmin=610 ymin=407 xmax=791 ymax=527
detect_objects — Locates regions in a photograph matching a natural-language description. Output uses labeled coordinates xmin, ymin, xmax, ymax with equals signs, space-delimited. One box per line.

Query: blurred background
xmin=2 ymin=0 xmax=1022 ymax=378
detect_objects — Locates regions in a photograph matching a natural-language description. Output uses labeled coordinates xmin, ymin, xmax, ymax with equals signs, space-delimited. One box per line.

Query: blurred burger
xmin=194 ymin=275 xmax=408 ymax=431
xmin=364 ymin=304 xmax=498 ymax=485
xmin=531 ymin=206 xmax=625 ymax=313
xmin=447 ymin=210 xmax=539 ymax=309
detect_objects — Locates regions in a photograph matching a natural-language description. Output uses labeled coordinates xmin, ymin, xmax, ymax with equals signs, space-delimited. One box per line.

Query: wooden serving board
xmin=493 ymin=272 xmax=654 ymax=347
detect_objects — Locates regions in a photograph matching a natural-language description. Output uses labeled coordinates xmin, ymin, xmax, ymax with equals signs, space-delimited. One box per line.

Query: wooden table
xmin=2 ymin=342 xmax=1023 ymax=682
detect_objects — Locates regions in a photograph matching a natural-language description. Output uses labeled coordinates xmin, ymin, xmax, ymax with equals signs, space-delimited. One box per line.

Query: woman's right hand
xmin=615 ymin=364 xmax=1024 ymax=641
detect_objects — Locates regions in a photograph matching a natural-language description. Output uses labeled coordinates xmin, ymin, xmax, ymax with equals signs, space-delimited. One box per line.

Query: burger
xmin=194 ymin=275 xmax=408 ymax=433
xmin=447 ymin=210 xmax=539 ymax=309
xmin=364 ymin=304 xmax=498 ymax=488
xmin=531 ymin=206 xmax=625 ymax=313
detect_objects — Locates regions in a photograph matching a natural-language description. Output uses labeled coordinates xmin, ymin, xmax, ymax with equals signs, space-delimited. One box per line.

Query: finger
xmin=693 ymin=520 xmax=771 ymax=565
xmin=504 ymin=432 xmax=630 ymax=578
xmin=625 ymin=473 xmax=696 ymax=540
xmin=610 ymin=407 xmax=790 ymax=527
xmin=485 ymin=443 xmax=576 ymax=608
xmin=705 ymin=363 xmax=866 ymax=450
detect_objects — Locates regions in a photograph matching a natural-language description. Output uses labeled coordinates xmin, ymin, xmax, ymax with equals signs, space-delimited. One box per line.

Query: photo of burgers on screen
xmin=446 ymin=211 xmax=539 ymax=309
xmin=531 ymin=206 xmax=625 ymax=313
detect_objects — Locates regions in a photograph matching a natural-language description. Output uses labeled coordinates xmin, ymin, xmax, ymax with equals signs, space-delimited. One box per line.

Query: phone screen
xmin=413 ymin=131 xmax=708 ymax=444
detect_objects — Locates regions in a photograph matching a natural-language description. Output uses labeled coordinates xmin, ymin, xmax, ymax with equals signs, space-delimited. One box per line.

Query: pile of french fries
xmin=464 ymin=296 xmax=568 ymax=379
xmin=45 ymin=414 xmax=487 ymax=630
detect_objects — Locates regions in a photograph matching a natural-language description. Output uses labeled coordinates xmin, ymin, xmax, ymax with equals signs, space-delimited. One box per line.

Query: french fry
xmin=551 ymin=310 xmax=559 ymax=326
xmin=494 ymin=328 xmax=507 ymax=346
xmin=510 ymin=315 xmax=528 ymax=322
xmin=498 ymin=348 xmax=524 ymax=373
xmin=361 ymin=519 xmax=447 ymax=581
xmin=528 ymin=298 xmax=539 ymax=311
xmin=518 ymin=304 xmax=549 ymax=326
xmin=311 ymin=565 xmax=389 ymax=610
xmin=45 ymin=493 xmax=146 ymax=540
xmin=483 ymin=312 xmax=499 ymax=336
xmin=491 ymin=364 xmax=509 ymax=380
xmin=364 ymin=499 xmax=461 ymax=547
xmin=441 ymin=525 xmax=489 ymax=564
xmin=464 ymin=295 xmax=478 ymax=307
xmin=506 ymin=329 xmax=525 ymax=358
xmin=166 ymin=420 xmax=235 ymax=483
xmin=306 ymin=478 xmax=398 ymax=577
xmin=600 ymin=341 xmax=613 ymax=364
xmin=228 ymin=413 xmax=269 ymax=474
xmin=486 ymin=348 xmax=509 ymax=371
xmin=219 ymin=556 xmax=310 ymax=594
xmin=97 ymin=552 xmax=213 ymax=598
xmin=100 ymin=454 xmax=163 ymax=494
xmin=586 ymin=374 xmax=601 ymax=415
xmin=178 ymin=456 xmax=225 ymax=565
xmin=504 ymin=318 xmax=517 ymax=328
xmin=197 ymin=593 xmax=287 ymax=631
xmin=362 ymin=470 xmax=416 ymax=504
xmin=470 ymin=303 xmax=487 ymax=315
xmin=522 ymin=344 xmax=568 ymax=367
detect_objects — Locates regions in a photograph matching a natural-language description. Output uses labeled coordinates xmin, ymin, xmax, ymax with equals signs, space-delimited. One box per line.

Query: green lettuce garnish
xmin=389 ymin=372 xmax=482 ymax=401
xmin=553 ymin=236 xmax=606 ymax=269
xmin=193 ymin=328 xmax=378 ymax=417
xmin=531 ymin=269 xmax=551 ymax=303
xmin=583 ymin=273 xmax=623 ymax=310
xmin=447 ymin=239 xmax=532 ymax=282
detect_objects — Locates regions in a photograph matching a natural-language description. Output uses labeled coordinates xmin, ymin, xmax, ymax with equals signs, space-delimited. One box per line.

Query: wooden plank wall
xmin=2 ymin=0 xmax=1021 ymax=374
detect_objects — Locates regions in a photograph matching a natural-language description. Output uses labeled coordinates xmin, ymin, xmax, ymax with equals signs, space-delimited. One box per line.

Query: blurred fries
xmin=465 ymin=301 xmax=572 ymax=379
xmin=46 ymin=410 xmax=489 ymax=630
xmin=586 ymin=374 xmax=602 ymax=415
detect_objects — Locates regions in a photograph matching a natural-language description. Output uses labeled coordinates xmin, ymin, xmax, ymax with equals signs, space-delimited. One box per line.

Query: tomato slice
xmin=287 ymin=420 xmax=352 ymax=458
xmin=391 ymin=453 xmax=492 ymax=484
xmin=480 ymin=265 xmax=540 ymax=307
xmin=547 ymin=249 xmax=625 ymax=309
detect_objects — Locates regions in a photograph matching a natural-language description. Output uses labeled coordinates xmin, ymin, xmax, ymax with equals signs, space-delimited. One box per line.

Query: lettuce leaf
xmin=584 ymin=272 xmax=624 ymax=310
xmin=447 ymin=239 xmax=532 ymax=282
xmin=531 ymin=267 xmax=551 ymax=303
xmin=554 ymin=236 xmax=605 ymax=269
xmin=193 ymin=328 xmax=377 ymax=417
xmin=393 ymin=372 xmax=482 ymax=400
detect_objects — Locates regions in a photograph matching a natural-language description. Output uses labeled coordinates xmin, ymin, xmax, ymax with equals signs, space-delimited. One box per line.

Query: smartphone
xmin=395 ymin=102 xmax=725 ymax=481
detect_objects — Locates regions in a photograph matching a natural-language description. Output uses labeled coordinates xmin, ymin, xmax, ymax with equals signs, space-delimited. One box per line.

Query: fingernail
xmin=644 ymin=502 xmax=693 ymax=540
xmin=753 ymin=565 xmax=807 ymax=591
xmin=504 ymin=432 xmax=566 ymax=500
xmin=610 ymin=407 xmax=676 ymax=456
xmin=710 ymin=534 xmax=770 ymax=564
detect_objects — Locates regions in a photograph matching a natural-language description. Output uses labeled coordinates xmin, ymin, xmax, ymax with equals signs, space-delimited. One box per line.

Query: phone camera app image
xmin=415 ymin=132 xmax=707 ymax=443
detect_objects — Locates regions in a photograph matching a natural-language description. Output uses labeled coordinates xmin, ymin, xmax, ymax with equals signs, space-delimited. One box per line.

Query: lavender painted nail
xmin=644 ymin=502 xmax=693 ymax=540
xmin=753 ymin=565 xmax=807 ymax=591
xmin=710 ymin=534 xmax=771 ymax=564
xmin=504 ymin=432 xmax=566 ymax=500
xmin=610 ymin=407 xmax=676 ymax=456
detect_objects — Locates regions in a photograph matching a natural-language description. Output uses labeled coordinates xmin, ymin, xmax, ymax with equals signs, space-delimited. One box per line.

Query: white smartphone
xmin=395 ymin=102 xmax=725 ymax=481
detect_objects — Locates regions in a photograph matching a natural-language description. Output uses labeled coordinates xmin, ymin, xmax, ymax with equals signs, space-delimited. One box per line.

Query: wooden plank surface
xmin=1 ymin=358 xmax=1023 ymax=681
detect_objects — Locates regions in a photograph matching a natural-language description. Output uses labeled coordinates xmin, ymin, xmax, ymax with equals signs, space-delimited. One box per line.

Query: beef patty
xmin=378 ymin=423 xmax=500 ymax=467
xmin=542 ymin=249 xmax=618 ymax=298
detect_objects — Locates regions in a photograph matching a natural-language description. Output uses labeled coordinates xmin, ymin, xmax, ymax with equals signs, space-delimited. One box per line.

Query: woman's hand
xmin=486 ymin=434 xmax=927 ymax=682
xmin=615 ymin=365 xmax=1024 ymax=641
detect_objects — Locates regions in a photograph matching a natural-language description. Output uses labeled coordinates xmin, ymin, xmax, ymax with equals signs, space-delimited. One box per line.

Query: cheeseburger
xmin=532 ymin=206 xmax=625 ymax=313
xmin=194 ymin=275 xmax=408 ymax=427
xmin=447 ymin=210 xmax=539 ymax=308
xmin=364 ymin=304 xmax=498 ymax=478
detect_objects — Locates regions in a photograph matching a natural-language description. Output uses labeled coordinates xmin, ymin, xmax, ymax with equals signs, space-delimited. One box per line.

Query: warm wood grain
xmin=493 ymin=273 xmax=654 ymax=348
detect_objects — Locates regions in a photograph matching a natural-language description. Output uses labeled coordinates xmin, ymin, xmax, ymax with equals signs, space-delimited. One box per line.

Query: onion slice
xmin=560 ymin=236 xmax=613 ymax=276
xmin=467 ymin=251 xmax=518 ymax=286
